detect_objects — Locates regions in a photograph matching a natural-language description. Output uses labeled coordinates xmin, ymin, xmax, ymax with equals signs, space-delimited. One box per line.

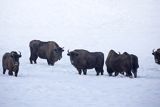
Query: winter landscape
xmin=0 ymin=0 xmax=160 ymax=107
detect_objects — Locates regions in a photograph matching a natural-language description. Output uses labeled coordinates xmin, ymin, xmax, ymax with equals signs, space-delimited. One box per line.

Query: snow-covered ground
xmin=0 ymin=0 xmax=160 ymax=107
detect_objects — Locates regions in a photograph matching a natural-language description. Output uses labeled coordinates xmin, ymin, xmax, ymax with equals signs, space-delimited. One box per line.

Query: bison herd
xmin=2 ymin=40 xmax=160 ymax=78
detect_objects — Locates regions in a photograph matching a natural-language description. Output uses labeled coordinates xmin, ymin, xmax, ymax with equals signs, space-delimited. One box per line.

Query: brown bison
xmin=67 ymin=49 xmax=104 ymax=76
xmin=152 ymin=48 xmax=160 ymax=64
xmin=29 ymin=40 xmax=64 ymax=65
xmin=2 ymin=51 xmax=22 ymax=77
xmin=105 ymin=50 xmax=133 ymax=78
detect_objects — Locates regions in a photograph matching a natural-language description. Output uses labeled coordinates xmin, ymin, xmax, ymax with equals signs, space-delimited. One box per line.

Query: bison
xmin=152 ymin=48 xmax=160 ymax=64
xmin=29 ymin=40 xmax=64 ymax=65
xmin=123 ymin=52 xmax=139 ymax=78
xmin=105 ymin=50 xmax=133 ymax=78
xmin=67 ymin=49 xmax=104 ymax=76
xmin=2 ymin=51 xmax=22 ymax=77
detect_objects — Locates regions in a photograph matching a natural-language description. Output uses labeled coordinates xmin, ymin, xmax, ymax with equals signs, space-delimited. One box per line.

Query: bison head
xmin=67 ymin=50 xmax=79 ymax=57
xmin=67 ymin=50 xmax=79 ymax=64
xmin=54 ymin=47 xmax=64 ymax=60
xmin=11 ymin=51 xmax=22 ymax=63
xmin=152 ymin=49 xmax=160 ymax=64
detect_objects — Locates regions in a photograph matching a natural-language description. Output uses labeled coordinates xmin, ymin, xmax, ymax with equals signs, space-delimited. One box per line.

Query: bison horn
xmin=19 ymin=51 xmax=21 ymax=55
xmin=67 ymin=50 xmax=70 ymax=53
xmin=152 ymin=49 xmax=155 ymax=53
xmin=118 ymin=52 xmax=121 ymax=55
xmin=67 ymin=50 xmax=71 ymax=56
xmin=11 ymin=51 xmax=15 ymax=57
xmin=61 ymin=47 xmax=64 ymax=51
xmin=18 ymin=51 xmax=22 ymax=57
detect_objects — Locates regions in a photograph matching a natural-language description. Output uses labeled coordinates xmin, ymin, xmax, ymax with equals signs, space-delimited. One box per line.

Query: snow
xmin=0 ymin=0 xmax=160 ymax=107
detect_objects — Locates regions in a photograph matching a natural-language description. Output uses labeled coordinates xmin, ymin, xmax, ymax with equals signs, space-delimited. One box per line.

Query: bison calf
xmin=67 ymin=49 xmax=104 ymax=76
xmin=2 ymin=51 xmax=22 ymax=77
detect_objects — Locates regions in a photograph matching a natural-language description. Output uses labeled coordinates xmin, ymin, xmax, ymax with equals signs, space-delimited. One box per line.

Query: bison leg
xmin=114 ymin=71 xmax=119 ymax=76
xmin=3 ymin=68 xmax=6 ymax=74
xmin=30 ymin=47 xmax=38 ymax=64
xmin=77 ymin=69 xmax=82 ymax=75
xmin=51 ymin=63 xmax=54 ymax=66
xmin=33 ymin=57 xmax=38 ymax=64
xmin=96 ymin=72 xmax=100 ymax=76
xmin=29 ymin=58 xmax=33 ymax=64
xmin=126 ymin=71 xmax=133 ymax=78
xmin=120 ymin=72 xmax=124 ymax=75
xmin=30 ymin=55 xmax=38 ymax=64
xmin=107 ymin=67 xmax=113 ymax=76
xmin=101 ymin=69 xmax=104 ymax=75
xmin=95 ymin=68 xmax=100 ymax=76
xmin=15 ymin=71 xmax=18 ymax=77
xmin=132 ymin=70 xmax=137 ymax=78
xmin=29 ymin=55 xmax=34 ymax=64
xmin=29 ymin=48 xmax=33 ymax=64
xmin=33 ymin=55 xmax=38 ymax=64
xmin=14 ymin=68 xmax=19 ymax=77
xmin=47 ymin=59 xmax=51 ymax=65
xmin=50 ymin=61 xmax=54 ymax=66
xmin=8 ymin=70 xmax=13 ymax=76
xmin=83 ymin=69 xmax=87 ymax=75
xmin=47 ymin=59 xmax=54 ymax=66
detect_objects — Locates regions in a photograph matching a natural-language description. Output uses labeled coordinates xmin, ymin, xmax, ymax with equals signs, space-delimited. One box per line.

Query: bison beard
xmin=29 ymin=40 xmax=64 ymax=65
xmin=67 ymin=49 xmax=104 ymax=76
